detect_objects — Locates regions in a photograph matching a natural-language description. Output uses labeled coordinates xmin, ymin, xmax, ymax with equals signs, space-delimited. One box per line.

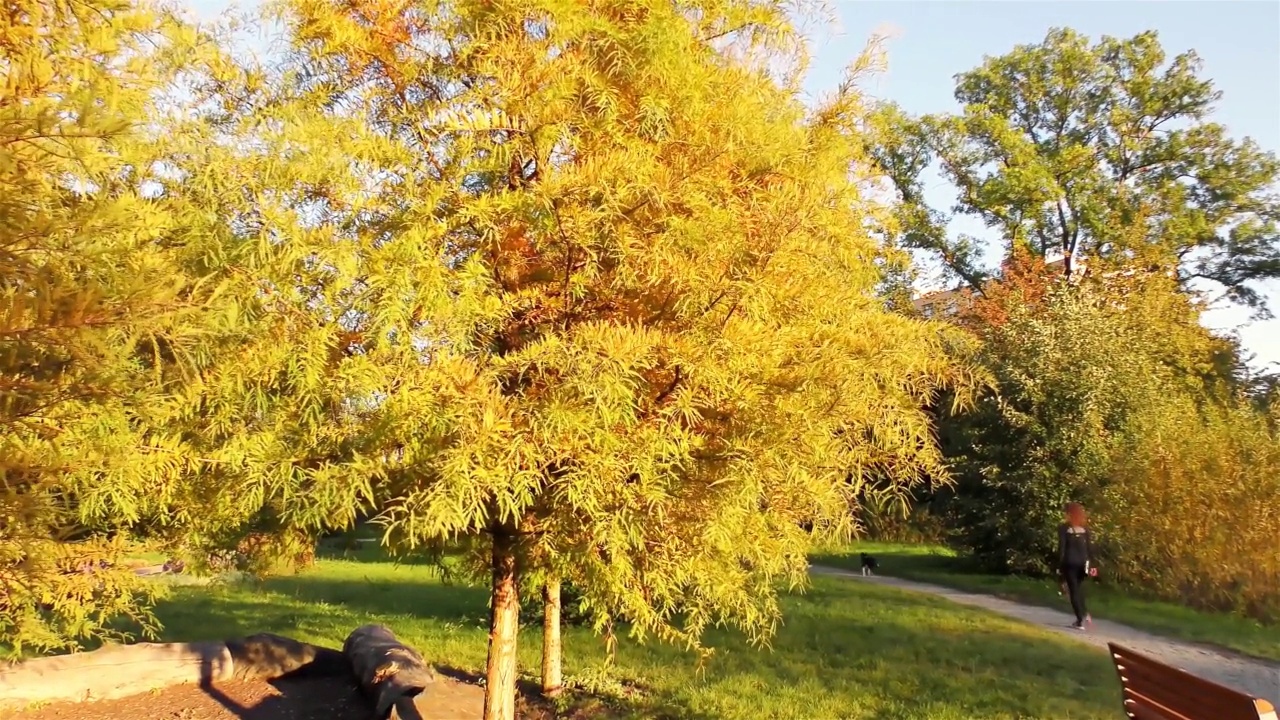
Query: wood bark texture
xmin=482 ymin=531 xmax=520 ymax=720
xmin=541 ymin=580 xmax=562 ymax=698
xmin=343 ymin=624 xmax=435 ymax=720
xmin=0 ymin=641 xmax=232 ymax=709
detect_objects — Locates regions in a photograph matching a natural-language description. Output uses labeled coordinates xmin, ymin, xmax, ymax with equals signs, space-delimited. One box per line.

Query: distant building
xmin=912 ymin=253 xmax=1080 ymax=319
xmin=912 ymin=251 xmax=1174 ymax=319
xmin=913 ymin=286 xmax=974 ymax=319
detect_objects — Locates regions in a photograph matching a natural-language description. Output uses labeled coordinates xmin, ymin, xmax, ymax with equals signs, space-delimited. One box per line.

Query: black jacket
xmin=1058 ymin=523 xmax=1093 ymax=567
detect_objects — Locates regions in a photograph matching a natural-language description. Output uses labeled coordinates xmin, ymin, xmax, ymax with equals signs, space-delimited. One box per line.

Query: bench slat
xmin=1124 ymin=689 xmax=1198 ymax=720
xmin=1124 ymin=702 xmax=1185 ymax=720
xmin=1108 ymin=642 xmax=1272 ymax=720
xmin=1114 ymin=656 xmax=1242 ymax=717
xmin=1113 ymin=644 xmax=1258 ymax=711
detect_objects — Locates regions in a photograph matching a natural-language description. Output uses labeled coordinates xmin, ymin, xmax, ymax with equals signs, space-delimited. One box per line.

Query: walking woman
xmin=1058 ymin=502 xmax=1097 ymax=630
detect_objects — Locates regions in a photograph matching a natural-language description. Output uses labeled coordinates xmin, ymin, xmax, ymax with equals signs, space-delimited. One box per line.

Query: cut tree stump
xmin=342 ymin=624 xmax=435 ymax=720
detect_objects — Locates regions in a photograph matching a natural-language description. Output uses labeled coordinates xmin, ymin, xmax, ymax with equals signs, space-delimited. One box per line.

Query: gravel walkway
xmin=811 ymin=564 xmax=1280 ymax=705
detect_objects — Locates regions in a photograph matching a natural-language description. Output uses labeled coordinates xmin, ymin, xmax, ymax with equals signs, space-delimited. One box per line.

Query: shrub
xmin=932 ymin=270 xmax=1280 ymax=620
xmin=1102 ymin=401 xmax=1280 ymax=620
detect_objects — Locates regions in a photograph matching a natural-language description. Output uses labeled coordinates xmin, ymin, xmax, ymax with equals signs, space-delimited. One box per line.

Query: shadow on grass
xmin=313 ymin=540 xmax=468 ymax=568
xmin=812 ymin=543 xmax=992 ymax=579
xmin=264 ymin=574 xmax=489 ymax=623
xmin=148 ymin=582 xmax=714 ymax=719
xmin=143 ymin=562 xmax=1124 ymax=720
xmin=148 ymin=579 xmax=490 ymax=649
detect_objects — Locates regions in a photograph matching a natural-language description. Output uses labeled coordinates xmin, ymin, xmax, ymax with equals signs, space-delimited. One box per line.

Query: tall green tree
xmin=934 ymin=254 xmax=1240 ymax=574
xmin=931 ymin=259 xmax=1280 ymax=618
xmin=871 ymin=28 xmax=1280 ymax=313
xmin=173 ymin=1 xmax=980 ymax=717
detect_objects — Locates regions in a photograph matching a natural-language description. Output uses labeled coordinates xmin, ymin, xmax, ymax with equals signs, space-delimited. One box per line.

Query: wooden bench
xmin=1108 ymin=642 xmax=1278 ymax=720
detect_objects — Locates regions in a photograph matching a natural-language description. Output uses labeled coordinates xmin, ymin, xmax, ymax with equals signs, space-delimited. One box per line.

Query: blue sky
xmin=184 ymin=0 xmax=1280 ymax=364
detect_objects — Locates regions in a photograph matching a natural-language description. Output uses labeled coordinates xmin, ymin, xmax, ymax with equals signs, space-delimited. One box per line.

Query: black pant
xmin=1061 ymin=563 xmax=1088 ymax=624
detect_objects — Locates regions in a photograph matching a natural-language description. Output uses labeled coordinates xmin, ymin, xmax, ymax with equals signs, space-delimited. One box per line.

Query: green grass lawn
xmin=812 ymin=542 xmax=1280 ymax=663
xmin=120 ymin=549 xmax=169 ymax=566
xmin=140 ymin=547 xmax=1126 ymax=719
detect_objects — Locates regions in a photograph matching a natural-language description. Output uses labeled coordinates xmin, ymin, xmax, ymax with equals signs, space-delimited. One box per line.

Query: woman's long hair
xmin=1064 ymin=502 xmax=1088 ymax=527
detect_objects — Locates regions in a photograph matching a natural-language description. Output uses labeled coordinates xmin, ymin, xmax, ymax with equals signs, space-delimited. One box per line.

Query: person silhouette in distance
xmin=1058 ymin=501 xmax=1097 ymax=630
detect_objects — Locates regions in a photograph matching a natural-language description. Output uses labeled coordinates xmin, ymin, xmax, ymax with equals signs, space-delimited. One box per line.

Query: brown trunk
xmin=541 ymin=580 xmax=563 ymax=698
xmin=483 ymin=528 xmax=520 ymax=720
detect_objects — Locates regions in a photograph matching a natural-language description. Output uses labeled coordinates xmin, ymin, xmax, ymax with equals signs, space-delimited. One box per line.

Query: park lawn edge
xmin=811 ymin=542 xmax=1280 ymax=664
xmin=18 ymin=549 xmax=1129 ymax=719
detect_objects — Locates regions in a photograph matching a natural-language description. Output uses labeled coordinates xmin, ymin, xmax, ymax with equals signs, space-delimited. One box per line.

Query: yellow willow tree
xmin=193 ymin=1 xmax=983 ymax=717
xmin=0 ymin=0 xmax=245 ymax=650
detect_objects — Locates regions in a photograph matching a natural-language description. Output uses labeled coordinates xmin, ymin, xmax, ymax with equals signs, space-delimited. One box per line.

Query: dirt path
xmin=811 ymin=564 xmax=1280 ymax=705
xmin=0 ymin=675 xmax=488 ymax=720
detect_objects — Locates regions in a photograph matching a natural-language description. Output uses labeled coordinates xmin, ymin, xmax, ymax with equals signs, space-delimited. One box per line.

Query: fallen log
xmin=343 ymin=624 xmax=435 ymax=720
xmin=0 ymin=641 xmax=234 ymax=709
xmin=224 ymin=633 xmax=350 ymax=681
xmin=0 ymin=634 xmax=347 ymax=710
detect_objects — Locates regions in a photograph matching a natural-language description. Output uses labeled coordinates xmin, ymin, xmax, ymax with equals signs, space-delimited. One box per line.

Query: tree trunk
xmin=483 ymin=528 xmax=520 ymax=720
xmin=541 ymin=580 xmax=563 ymax=698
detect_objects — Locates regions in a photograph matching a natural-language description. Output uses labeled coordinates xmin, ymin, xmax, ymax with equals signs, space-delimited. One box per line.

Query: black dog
xmin=860 ymin=552 xmax=879 ymax=576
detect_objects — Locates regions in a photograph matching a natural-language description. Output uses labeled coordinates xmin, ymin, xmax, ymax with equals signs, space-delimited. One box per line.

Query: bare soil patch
xmin=1 ymin=674 xmax=487 ymax=720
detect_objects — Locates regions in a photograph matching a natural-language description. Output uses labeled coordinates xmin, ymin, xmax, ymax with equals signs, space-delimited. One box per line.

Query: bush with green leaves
xmin=935 ymin=272 xmax=1234 ymax=575
xmin=932 ymin=270 xmax=1280 ymax=619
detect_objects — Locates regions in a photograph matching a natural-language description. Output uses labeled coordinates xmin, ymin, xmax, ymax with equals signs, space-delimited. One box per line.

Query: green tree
xmin=175 ymin=1 xmax=980 ymax=717
xmin=872 ymin=28 xmax=1280 ymax=313
xmin=935 ymin=267 xmax=1280 ymax=621
xmin=934 ymin=258 xmax=1240 ymax=574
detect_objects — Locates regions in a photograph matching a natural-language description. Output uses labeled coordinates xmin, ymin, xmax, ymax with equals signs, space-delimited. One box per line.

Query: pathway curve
xmin=810 ymin=564 xmax=1280 ymax=705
